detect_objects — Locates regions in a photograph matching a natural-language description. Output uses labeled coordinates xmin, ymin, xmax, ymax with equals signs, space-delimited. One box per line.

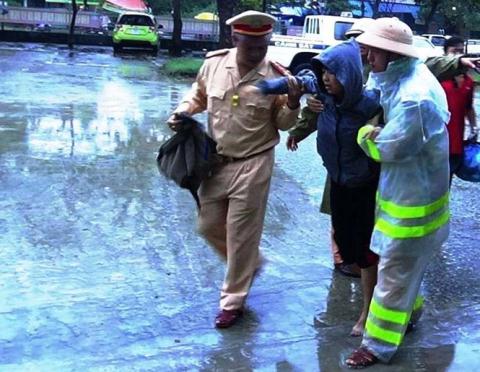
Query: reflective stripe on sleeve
xmin=357 ymin=124 xmax=381 ymax=161
xmin=365 ymin=139 xmax=381 ymax=162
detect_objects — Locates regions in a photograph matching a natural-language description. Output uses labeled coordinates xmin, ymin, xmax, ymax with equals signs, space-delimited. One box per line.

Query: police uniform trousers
xmin=197 ymin=148 xmax=274 ymax=311
xmin=361 ymin=247 xmax=437 ymax=362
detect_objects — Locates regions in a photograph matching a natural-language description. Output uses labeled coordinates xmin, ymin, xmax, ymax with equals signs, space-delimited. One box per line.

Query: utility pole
xmin=262 ymin=0 xmax=267 ymax=12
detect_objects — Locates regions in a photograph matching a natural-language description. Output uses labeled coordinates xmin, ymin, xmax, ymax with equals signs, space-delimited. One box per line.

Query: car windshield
xmin=118 ymin=15 xmax=154 ymax=26
xmin=430 ymin=36 xmax=445 ymax=46
xmin=413 ymin=37 xmax=433 ymax=49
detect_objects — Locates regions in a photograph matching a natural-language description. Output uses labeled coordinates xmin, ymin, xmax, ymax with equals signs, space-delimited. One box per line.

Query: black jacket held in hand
xmin=157 ymin=114 xmax=217 ymax=208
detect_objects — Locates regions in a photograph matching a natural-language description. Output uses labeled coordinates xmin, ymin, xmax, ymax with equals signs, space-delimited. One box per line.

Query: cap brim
xmin=344 ymin=31 xmax=362 ymax=38
xmin=357 ymin=32 xmax=420 ymax=59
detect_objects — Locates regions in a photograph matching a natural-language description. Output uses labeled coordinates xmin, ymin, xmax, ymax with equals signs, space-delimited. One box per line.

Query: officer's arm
xmin=425 ymin=55 xmax=465 ymax=82
xmin=174 ymin=63 xmax=208 ymax=115
xmin=289 ymin=106 xmax=318 ymax=139
xmin=271 ymin=95 xmax=301 ymax=130
xmin=358 ymin=100 xmax=434 ymax=163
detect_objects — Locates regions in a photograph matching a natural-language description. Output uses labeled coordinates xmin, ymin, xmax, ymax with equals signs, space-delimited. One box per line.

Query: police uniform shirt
xmin=175 ymin=48 xmax=300 ymax=158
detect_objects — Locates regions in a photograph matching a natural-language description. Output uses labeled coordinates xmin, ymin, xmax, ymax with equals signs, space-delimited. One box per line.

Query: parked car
xmin=112 ymin=12 xmax=161 ymax=54
xmin=34 ymin=23 xmax=52 ymax=32
xmin=466 ymin=39 xmax=480 ymax=56
xmin=413 ymin=35 xmax=443 ymax=60
xmin=421 ymin=34 xmax=450 ymax=53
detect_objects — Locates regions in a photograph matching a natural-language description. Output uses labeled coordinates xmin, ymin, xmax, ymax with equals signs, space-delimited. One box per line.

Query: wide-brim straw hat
xmin=356 ymin=17 xmax=420 ymax=58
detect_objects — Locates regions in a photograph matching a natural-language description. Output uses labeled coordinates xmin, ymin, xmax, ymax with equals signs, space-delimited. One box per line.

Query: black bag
xmin=157 ymin=114 xmax=217 ymax=208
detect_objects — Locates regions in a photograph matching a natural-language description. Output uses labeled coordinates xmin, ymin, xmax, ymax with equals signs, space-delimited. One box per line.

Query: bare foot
xmin=350 ymin=317 xmax=366 ymax=337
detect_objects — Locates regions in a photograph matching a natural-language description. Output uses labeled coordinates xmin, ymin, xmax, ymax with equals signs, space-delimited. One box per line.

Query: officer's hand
xmin=286 ymin=135 xmax=299 ymax=151
xmin=167 ymin=112 xmax=183 ymax=132
xmin=286 ymin=75 xmax=303 ymax=109
xmin=460 ymin=57 xmax=480 ymax=70
xmin=307 ymin=96 xmax=325 ymax=113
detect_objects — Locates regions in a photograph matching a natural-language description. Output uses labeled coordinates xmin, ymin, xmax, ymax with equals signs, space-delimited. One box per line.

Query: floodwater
xmin=0 ymin=42 xmax=479 ymax=371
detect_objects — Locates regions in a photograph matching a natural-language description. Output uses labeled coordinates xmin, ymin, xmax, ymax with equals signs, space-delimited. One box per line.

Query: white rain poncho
xmin=357 ymin=57 xmax=451 ymax=362
xmin=359 ymin=58 xmax=451 ymax=258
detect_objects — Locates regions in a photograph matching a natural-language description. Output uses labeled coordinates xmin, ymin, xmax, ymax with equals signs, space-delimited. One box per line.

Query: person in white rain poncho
xmin=345 ymin=18 xmax=451 ymax=368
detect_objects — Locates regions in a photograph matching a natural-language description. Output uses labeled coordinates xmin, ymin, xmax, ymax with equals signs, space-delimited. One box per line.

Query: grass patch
xmin=162 ymin=57 xmax=203 ymax=76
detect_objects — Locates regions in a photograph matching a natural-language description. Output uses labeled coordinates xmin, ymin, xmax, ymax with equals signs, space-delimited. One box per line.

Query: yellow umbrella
xmin=194 ymin=12 xmax=218 ymax=21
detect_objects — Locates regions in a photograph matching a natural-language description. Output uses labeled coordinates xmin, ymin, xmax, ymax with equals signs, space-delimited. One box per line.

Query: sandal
xmin=345 ymin=347 xmax=378 ymax=369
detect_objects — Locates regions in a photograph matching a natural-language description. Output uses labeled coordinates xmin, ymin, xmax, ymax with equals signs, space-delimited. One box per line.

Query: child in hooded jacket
xmin=262 ymin=38 xmax=382 ymax=336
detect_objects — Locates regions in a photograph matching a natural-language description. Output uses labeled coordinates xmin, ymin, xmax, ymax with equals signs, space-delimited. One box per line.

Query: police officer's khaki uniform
xmin=174 ymin=47 xmax=299 ymax=311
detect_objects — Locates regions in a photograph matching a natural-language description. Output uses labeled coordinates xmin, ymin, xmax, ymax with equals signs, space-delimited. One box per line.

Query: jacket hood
xmin=311 ymin=39 xmax=363 ymax=108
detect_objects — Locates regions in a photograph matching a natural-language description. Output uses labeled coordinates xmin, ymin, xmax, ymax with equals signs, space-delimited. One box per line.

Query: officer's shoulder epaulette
xmin=270 ymin=61 xmax=291 ymax=76
xmin=206 ymin=49 xmax=230 ymax=58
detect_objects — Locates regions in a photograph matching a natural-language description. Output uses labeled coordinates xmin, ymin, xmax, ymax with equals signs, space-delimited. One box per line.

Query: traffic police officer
xmin=168 ymin=10 xmax=302 ymax=328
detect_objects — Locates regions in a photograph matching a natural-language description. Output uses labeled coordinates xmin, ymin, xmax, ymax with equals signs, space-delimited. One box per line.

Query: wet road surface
xmin=0 ymin=42 xmax=480 ymax=371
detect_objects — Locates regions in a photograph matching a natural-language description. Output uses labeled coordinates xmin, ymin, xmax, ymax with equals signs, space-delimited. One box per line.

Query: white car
xmin=413 ymin=35 xmax=443 ymax=60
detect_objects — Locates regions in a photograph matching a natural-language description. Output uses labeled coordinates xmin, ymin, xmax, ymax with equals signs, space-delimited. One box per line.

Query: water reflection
xmin=2 ymin=85 xmax=190 ymax=159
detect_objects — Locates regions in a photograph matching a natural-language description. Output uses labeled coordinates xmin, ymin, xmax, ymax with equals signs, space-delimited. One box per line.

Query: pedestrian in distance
xmin=346 ymin=17 xmax=451 ymax=368
xmin=167 ymin=10 xmax=302 ymax=329
xmin=440 ymin=35 xmax=478 ymax=185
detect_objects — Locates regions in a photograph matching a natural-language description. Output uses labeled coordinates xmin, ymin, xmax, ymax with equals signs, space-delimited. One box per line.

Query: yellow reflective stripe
xmin=365 ymin=318 xmax=403 ymax=346
xmin=413 ymin=296 xmax=424 ymax=312
xmin=366 ymin=139 xmax=381 ymax=161
xmin=357 ymin=124 xmax=381 ymax=161
xmin=378 ymin=193 xmax=449 ymax=219
xmin=357 ymin=124 xmax=375 ymax=145
xmin=370 ymin=298 xmax=409 ymax=325
xmin=375 ymin=210 xmax=449 ymax=238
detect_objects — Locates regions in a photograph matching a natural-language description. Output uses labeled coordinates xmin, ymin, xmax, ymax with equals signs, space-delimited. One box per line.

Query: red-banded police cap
xmin=226 ymin=10 xmax=276 ymax=36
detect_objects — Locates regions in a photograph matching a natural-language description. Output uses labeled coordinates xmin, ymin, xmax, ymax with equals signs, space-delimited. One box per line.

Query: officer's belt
xmin=215 ymin=147 xmax=273 ymax=163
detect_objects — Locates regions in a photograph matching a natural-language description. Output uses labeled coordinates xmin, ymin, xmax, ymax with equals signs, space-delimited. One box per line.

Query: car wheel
xmin=292 ymin=62 xmax=313 ymax=75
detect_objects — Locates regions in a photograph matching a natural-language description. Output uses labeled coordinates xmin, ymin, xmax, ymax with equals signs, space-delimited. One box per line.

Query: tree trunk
xmin=170 ymin=0 xmax=182 ymax=56
xmin=217 ymin=0 xmax=237 ymax=49
xmin=425 ymin=0 xmax=440 ymax=33
xmin=68 ymin=0 xmax=78 ymax=49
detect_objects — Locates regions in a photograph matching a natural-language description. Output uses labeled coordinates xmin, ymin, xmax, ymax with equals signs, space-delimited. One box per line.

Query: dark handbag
xmin=157 ymin=114 xmax=217 ymax=207
xmin=456 ymin=140 xmax=480 ymax=182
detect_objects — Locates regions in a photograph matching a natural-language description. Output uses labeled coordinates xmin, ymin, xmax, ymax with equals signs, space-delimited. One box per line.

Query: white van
xmin=268 ymin=15 xmax=357 ymax=74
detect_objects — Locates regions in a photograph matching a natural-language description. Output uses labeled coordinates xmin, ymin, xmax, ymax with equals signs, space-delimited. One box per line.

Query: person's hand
xmin=286 ymin=135 xmax=299 ymax=151
xmin=307 ymin=96 xmax=325 ymax=113
xmin=460 ymin=56 xmax=480 ymax=70
xmin=366 ymin=127 xmax=382 ymax=140
xmin=286 ymin=76 xmax=303 ymax=109
xmin=167 ymin=112 xmax=184 ymax=132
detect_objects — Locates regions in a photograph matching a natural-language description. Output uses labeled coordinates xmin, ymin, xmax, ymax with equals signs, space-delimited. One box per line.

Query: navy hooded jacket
xmin=301 ymin=39 xmax=380 ymax=187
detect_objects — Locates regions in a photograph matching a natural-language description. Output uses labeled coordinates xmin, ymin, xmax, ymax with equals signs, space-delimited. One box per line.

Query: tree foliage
xmin=417 ymin=0 xmax=480 ymax=35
